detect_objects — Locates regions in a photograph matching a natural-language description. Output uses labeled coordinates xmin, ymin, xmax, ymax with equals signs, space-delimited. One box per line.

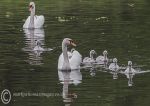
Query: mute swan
xmin=23 ymin=2 xmax=45 ymax=29
xmin=83 ymin=50 xmax=96 ymax=63
xmin=109 ymin=58 xmax=119 ymax=71
xmin=96 ymin=50 xmax=108 ymax=64
xmin=58 ymin=38 xmax=82 ymax=70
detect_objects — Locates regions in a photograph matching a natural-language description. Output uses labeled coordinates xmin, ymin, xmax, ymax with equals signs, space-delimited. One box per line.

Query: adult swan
xmin=58 ymin=38 xmax=82 ymax=70
xmin=23 ymin=2 xmax=45 ymax=29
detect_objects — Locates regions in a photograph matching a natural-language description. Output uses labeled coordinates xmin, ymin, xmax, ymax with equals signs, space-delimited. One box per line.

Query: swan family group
xmin=23 ymin=2 xmax=143 ymax=85
xmin=58 ymin=38 xmax=136 ymax=74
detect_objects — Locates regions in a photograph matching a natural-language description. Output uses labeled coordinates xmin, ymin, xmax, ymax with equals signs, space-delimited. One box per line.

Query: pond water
xmin=0 ymin=0 xmax=150 ymax=106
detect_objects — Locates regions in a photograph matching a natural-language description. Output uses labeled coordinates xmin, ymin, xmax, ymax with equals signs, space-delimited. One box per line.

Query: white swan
xmin=83 ymin=50 xmax=96 ymax=63
xmin=23 ymin=2 xmax=44 ymax=29
xmin=109 ymin=58 xmax=119 ymax=71
xmin=58 ymin=38 xmax=82 ymax=70
xmin=96 ymin=50 xmax=108 ymax=64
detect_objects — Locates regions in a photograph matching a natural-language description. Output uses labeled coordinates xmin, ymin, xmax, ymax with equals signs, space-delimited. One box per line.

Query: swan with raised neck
xmin=29 ymin=2 xmax=35 ymax=29
xmin=61 ymin=38 xmax=76 ymax=70
xmin=23 ymin=2 xmax=44 ymax=29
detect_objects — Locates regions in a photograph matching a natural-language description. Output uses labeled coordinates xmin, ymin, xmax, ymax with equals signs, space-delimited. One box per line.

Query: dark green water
xmin=0 ymin=0 xmax=150 ymax=106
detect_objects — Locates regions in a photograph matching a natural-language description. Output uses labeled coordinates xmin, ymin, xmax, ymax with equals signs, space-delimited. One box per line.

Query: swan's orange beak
xmin=29 ymin=5 xmax=32 ymax=11
xmin=71 ymin=42 xmax=76 ymax=47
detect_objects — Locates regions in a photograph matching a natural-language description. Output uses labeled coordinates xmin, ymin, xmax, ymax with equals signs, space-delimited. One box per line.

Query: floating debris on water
xmin=56 ymin=16 xmax=69 ymax=22
xmin=128 ymin=3 xmax=135 ymax=7
xmin=101 ymin=32 xmax=105 ymax=35
xmin=56 ymin=16 xmax=77 ymax=22
xmin=96 ymin=16 xmax=109 ymax=22
xmin=83 ymin=21 xmax=88 ymax=24
xmin=5 ymin=11 xmax=13 ymax=18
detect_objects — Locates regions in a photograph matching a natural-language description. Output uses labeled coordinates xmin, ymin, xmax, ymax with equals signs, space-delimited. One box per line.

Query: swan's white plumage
xmin=58 ymin=38 xmax=82 ymax=70
xmin=58 ymin=69 xmax=82 ymax=85
xmin=58 ymin=50 xmax=82 ymax=70
xmin=69 ymin=50 xmax=82 ymax=69
xmin=23 ymin=15 xmax=44 ymax=29
xmin=23 ymin=2 xmax=44 ymax=29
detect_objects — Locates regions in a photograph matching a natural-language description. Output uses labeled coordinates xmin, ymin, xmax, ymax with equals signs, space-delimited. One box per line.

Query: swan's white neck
xmin=62 ymin=42 xmax=71 ymax=70
xmin=29 ymin=7 xmax=35 ymax=29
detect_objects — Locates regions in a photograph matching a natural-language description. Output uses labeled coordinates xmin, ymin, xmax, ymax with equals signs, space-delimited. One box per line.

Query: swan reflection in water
xmin=23 ymin=29 xmax=52 ymax=65
xmin=58 ymin=69 xmax=82 ymax=105
xmin=57 ymin=38 xmax=82 ymax=105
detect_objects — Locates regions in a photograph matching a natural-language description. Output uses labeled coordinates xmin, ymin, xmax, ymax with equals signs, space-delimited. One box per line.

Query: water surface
xmin=0 ymin=0 xmax=150 ymax=106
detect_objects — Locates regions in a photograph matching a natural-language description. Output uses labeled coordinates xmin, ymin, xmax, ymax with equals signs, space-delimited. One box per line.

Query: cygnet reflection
xmin=23 ymin=29 xmax=52 ymax=65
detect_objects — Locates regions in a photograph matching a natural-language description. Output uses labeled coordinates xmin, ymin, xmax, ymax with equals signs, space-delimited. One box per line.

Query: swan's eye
xmin=29 ymin=5 xmax=33 ymax=9
xmin=68 ymin=40 xmax=76 ymax=46
xmin=69 ymin=40 xmax=74 ymax=44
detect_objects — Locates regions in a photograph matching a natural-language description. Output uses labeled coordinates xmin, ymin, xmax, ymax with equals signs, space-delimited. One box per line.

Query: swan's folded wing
xmin=23 ymin=16 xmax=30 ymax=28
xmin=70 ymin=70 xmax=82 ymax=85
xmin=70 ymin=50 xmax=82 ymax=69
xmin=58 ymin=53 xmax=63 ymax=69
xmin=34 ymin=15 xmax=45 ymax=28
xmin=58 ymin=52 xmax=73 ymax=70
